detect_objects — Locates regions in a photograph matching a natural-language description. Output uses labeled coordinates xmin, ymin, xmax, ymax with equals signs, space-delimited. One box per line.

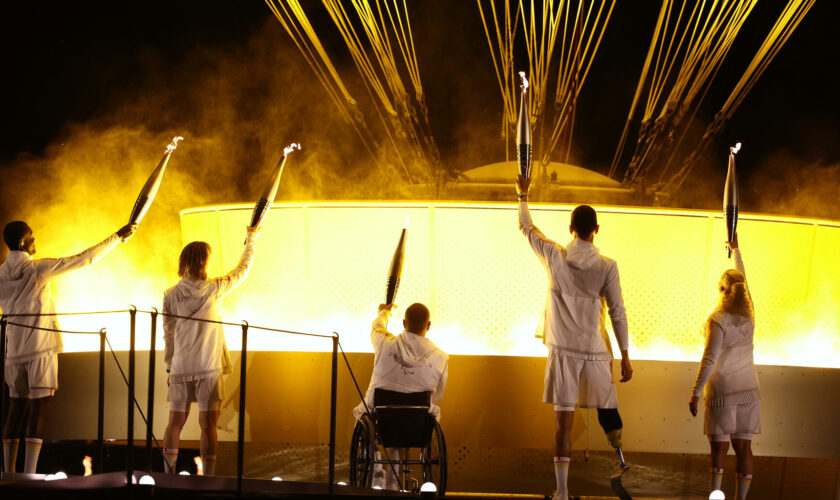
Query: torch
xmin=516 ymin=71 xmax=532 ymax=179
xmin=248 ymin=143 xmax=301 ymax=228
xmin=384 ymin=219 xmax=408 ymax=306
xmin=724 ymin=142 xmax=741 ymax=258
xmin=128 ymin=136 xmax=184 ymax=225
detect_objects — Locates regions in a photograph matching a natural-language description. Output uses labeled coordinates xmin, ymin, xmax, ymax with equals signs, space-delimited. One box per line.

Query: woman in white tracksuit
xmin=162 ymin=225 xmax=258 ymax=475
xmin=690 ymin=232 xmax=759 ymax=500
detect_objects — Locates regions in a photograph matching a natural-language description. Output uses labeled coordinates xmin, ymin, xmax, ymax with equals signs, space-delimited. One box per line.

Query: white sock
xmin=736 ymin=473 xmax=752 ymax=499
xmin=710 ymin=467 xmax=724 ymax=492
xmin=553 ymin=456 xmax=570 ymax=499
xmin=163 ymin=448 xmax=178 ymax=473
xmin=23 ymin=438 xmax=42 ymax=474
xmin=3 ymin=438 xmax=19 ymax=473
xmin=202 ymin=454 xmax=216 ymax=476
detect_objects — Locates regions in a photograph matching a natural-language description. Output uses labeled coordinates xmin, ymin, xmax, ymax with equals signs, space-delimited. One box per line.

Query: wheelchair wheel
xmin=421 ymin=419 xmax=447 ymax=494
xmin=349 ymin=414 xmax=375 ymax=487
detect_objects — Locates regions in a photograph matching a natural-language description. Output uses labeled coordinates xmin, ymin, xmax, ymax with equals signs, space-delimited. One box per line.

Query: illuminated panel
xmin=175 ymin=202 xmax=839 ymax=368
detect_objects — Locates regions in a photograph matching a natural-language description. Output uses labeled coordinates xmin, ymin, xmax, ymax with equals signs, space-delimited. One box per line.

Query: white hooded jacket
xmin=691 ymin=248 xmax=760 ymax=407
xmin=163 ymin=232 xmax=257 ymax=383
xmin=519 ymin=201 xmax=628 ymax=359
xmin=354 ymin=309 xmax=449 ymax=420
xmin=0 ymin=234 xmax=120 ymax=364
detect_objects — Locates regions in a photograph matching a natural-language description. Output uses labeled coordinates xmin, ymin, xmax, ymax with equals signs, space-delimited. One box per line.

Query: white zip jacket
xmin=0 ymin=234 xmax=120 ymax=364
xmin=691 ymin=248 xmax=760 ymax=407
xmin=354 ymin=309 xmax=449 ymax=420
xmin=519 ymin=201 xmax=628 ymax=359
xmin=163 ymin=231 xmax=257 ymax=383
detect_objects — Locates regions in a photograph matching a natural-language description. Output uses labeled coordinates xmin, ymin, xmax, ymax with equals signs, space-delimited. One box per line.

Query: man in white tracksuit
xmin=162 ymin=225 xmax=258 ymax=476
xmin=516 ymin=175 xmax=633 ymax=500
xmin=0 ymin=220 xmax=136 ymax=473
xmin=354 ymin=302 xmax=448 ymax=490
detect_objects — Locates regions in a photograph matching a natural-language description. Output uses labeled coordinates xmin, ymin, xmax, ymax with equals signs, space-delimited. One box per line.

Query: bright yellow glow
xmin=39 ymin=201 xmax=840 ymax=370
xmin=173 ymin=201 xmax=839 ymax=369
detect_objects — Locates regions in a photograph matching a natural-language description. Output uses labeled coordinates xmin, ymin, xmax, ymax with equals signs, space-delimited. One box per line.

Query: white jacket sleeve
xmin=213 ymin=231 xmax=258 ymax=299
xmin=603 ymin=262 xmax=629 ymax=351
xmin=35 ymin=234 xmax=120 ymax=281
xmin=519 ymin=201 xmax=561 ymax=263
xmin=691 ymin=320 xmax=725 ymax=397
xmin=432 ymin=358 xmax=448 ymax=404
xmin=370 ymin=309 xmax=393 ymax=354
xmin=162 ymin=294 xmax=176 ymax=372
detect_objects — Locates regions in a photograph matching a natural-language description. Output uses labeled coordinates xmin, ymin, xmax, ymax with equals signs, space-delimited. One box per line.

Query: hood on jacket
xmin=1 ymin=252 xmax=32 ymax=281
xmin=565 ymin=238 xmax=600 ymax=270
xmin=394 ymin=330 xmax=439 ymax=367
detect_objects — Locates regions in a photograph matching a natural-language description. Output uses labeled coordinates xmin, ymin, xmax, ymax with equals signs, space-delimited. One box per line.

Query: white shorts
xmin=5 ymin=355 xmax=58 ymax=399
xmin=167 ymin=375 xmax=224 ymax=412
xmin=543 ymin=348 xmax=617 ymax=411
xmin=704 ymin=400 xmax=761 ymax=440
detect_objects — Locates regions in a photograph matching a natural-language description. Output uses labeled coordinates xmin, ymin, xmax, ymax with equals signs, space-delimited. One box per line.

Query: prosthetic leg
xmin=597 ymin=408 xmax=632 ymax=500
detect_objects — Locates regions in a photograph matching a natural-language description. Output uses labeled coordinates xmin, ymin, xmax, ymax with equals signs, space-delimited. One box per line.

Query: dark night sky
xmin=1 ymin=1 xmax=838 ymax=216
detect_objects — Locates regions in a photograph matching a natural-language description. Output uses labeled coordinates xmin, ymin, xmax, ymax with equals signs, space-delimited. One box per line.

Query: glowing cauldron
xmin=175 ymin=201 xmax=840 ymax=368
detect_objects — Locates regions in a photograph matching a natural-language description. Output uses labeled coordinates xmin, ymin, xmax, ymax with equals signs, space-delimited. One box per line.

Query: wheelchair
xmin=349 ymin=388 xmax=447 ymax=494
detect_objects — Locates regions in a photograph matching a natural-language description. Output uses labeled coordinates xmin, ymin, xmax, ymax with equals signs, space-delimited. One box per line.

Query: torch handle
xmin=517 ymin=144 xmax=532 ymax=179
xmin=385 ymin=277 xmax=400 ymax=306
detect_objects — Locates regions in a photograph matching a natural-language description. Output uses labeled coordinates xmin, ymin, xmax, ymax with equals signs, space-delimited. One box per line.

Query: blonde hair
xmin=178 ymin=241 xmax=211 ymax=280
xmin=718 ymin=269 xmax=753 ymax=319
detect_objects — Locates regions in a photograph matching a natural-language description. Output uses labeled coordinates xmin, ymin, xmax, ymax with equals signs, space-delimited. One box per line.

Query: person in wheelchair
xmin=353 ymin=302 xmax=449 ymax=490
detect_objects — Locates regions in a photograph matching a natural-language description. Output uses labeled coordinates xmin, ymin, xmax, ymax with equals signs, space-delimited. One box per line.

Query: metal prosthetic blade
xmin=609 ymin=448 xmax=632 ymax=500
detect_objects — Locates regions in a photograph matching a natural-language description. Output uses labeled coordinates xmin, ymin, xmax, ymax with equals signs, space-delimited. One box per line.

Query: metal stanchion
xmin=98 ymin=328 xmax=107 ymax=474
xmin=0 ymin=318 xmax=6 ymax=473
xmin=237 ymin=321 xmax=249 ymax=495
xmin=127 ymin=307 xmax=137 ymax=486
xmin=145 ymin=308 xmax=158 ymax=473
xmin=328 ymin=333 xmax=338 ymax=492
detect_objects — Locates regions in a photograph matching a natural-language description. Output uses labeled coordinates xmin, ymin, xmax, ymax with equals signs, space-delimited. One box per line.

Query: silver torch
xmin=384 ymin=219 xmax=408 ymax=306
xmin=249 ymin=143 xmax=301 ymax=228
xmin=128 ymin=136 xmax=183 ymax=225
xmin=516 ymin=71 xmax=532 ymax=179
xmin=724 ymin=142 xmax=741 ymax=258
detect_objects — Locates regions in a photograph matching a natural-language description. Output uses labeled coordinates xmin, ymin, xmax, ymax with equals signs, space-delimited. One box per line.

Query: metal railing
xmin=0 ymin=308 xmax=341 ymax=494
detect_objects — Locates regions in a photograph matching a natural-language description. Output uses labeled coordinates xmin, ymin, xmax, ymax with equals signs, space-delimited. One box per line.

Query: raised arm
xmin=730 ymin=233 xmax=752 ymax=305
xmin=516 ymin=175 xmax=561 ymax=262
xmin=371 ymin=304 xmax=394 ymax=354
xmin=213 ymin=227 xmax=259 ymax=299
xmin=34 ymin=224 xmax=135 ymax=281
xmin=690 ymin=319 xmax=725 ymax=410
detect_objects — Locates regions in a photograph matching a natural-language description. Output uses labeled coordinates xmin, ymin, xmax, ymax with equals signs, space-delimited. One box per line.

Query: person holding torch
xmin=161 ymin=223 xmax=260 ymax=476
xmin=689 ymin=232 xmax=759 ymax=500
xmin=1 ymin=221 xmax=136 ymax=473
xmin=515 ymin=175 xmax=633 ymax=500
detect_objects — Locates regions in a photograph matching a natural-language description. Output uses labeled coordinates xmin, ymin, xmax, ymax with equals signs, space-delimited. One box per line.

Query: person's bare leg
xmin=709 ymin=440 xmax=729 ymax=492
xmin=731 ymin=438 xmax=753 ymax=499
xmin=3 ymin=398 xmax=28 ymax=472
xmin=23 ymin=396 xmax=51 ymax=473
xmin=163 ymin=409 xmax=189 ymax=473
xmin=553 ymin=410 xmax=575 ymax=500
xmin=198 ymin=408 xmax=220 ymax=475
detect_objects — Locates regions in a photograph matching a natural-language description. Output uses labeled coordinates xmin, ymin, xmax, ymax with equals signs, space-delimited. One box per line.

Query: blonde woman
xmin=162 ymin=225 xmax=259 ymax=475
xmin=689 ymin=233 xmax=759 ymax=500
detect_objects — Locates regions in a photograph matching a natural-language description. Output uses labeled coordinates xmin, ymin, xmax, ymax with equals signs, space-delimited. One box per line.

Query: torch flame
xmin=283 ymin=143 xmax=302 ymax=156
xmin=730 ymin=142 xmax=741 ymax=155
xmin=518 ymin=71 xmax=529 ymax=93
xmin=83 ymin=456 xmax=92 ymax=476
xmin=404 ymin=217 xmax=410 ymax=229
xmin=194 ymin=456 xmax=204 ymax=476
xmin=165 ymin=136 xmax=184 ymax=154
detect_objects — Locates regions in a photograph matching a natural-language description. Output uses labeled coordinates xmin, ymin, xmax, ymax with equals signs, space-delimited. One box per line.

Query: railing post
xmin=127 ymin=306 xmax=137 ymax=486
xmin=145 ymin=308 xmax=158 ymax=473
xmin=237 ymin=321 xmax=249 ymax=496
xmin=329 ymin=333 xmax=338 ymax=492
xmin=98 ymin=328 xmax=107 ymax=474
xmin=0 ymin=317 xmax=6 ymax=473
